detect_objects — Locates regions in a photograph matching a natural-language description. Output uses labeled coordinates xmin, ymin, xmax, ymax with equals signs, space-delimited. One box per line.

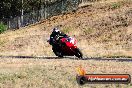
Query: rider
xmin=49 ymin=27 xmax=69 ymax=46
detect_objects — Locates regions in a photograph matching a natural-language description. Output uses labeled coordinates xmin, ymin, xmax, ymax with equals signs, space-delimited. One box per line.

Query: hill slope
xmin=0 ymin=0 xmax=132 ymax=88
xmin=0 ymin=0 xmax=132 ymax=57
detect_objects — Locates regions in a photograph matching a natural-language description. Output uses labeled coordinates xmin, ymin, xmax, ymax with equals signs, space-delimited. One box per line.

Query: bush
xmin=110 ymin=2 xmax=121 ymax=10
xmin=0 ymin=23 xmax=7 ymax=34
xmin=62 ymin=27 xmax=72 ymax=34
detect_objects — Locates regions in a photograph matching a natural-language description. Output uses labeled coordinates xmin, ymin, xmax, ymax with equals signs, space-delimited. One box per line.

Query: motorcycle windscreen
xmin=67 ymin=37 xmax=76 ymax=45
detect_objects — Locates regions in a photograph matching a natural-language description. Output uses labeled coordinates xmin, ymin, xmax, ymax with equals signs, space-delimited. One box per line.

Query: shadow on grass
xmin=0 ymin=55 xmax=59 ymax=59
xmin=0 ymin=55 xmax=132 ymax=62
xmin=82 ymin=57 xmax=132 ymax=62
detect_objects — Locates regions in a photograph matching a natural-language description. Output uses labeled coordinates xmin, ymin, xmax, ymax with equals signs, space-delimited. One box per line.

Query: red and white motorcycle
xmin=47 ymin=36 xmax=83 ymax=58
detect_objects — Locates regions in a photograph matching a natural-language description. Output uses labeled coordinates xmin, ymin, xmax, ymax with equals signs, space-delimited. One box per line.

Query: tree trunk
xmin=40 ymin=5 xmax=44 ymax=20
xmin=8 ymin=19 xmax=11 ymax=29
xmin=17 ymin=16 xmax=21 ymax=29
xmin=21 ymin=9 xmax=24 ymax=26
xmin=21 ymin=0 xmax=24 ymax=26
xmin=44 ymin=5 xmax=47 ymax=19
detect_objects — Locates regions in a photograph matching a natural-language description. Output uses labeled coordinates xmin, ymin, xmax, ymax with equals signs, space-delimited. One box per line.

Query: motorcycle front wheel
xmin=74 ymin=48 xmax=83 ymax=59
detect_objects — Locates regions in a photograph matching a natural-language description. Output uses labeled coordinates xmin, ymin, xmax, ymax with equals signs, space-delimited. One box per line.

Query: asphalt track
xmin=0 ymin=55 xmax=132 ymax=62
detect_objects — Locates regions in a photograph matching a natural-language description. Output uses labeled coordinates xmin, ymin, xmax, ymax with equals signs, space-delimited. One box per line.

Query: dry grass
xmin=0 ymin=0 xmax=132 ymax=58
xmin=0 ymin=0 xmax=132 ymax=87
xmin=0 ymin=58 xmax=131 ymax=88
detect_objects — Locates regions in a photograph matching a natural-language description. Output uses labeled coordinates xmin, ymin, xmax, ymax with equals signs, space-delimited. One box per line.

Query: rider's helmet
xmin=52 ymin=27 xmax=61 ymax=35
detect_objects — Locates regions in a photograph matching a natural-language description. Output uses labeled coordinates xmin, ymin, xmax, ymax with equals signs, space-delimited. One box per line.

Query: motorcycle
xmin=47 ymin=35 xmax=83 ymax=58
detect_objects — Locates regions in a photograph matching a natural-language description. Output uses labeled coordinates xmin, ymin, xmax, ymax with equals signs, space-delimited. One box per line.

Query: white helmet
xmin=53 ymin=27 xmax=60 ymax=33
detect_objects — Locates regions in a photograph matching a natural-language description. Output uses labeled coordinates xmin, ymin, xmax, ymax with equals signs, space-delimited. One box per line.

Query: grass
xmin=0 ymin=40 xmax=6 ymax=46
xmin=83 ymin=28 xmax=95 ymax=35
xmin=0 ymin=0 xmax=131 ymax=58
xmin=61 ymin=27 xmax=72 ymax=34
xmin=0 ymin=58 xmax=131 ymax=88
xmin=0 ymin=38 xmax=8 ymax=47
xmin=0 ymin=0 xmax=131 ymax=88
xmin=110 ymin=2 xmax=121 ymax=10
